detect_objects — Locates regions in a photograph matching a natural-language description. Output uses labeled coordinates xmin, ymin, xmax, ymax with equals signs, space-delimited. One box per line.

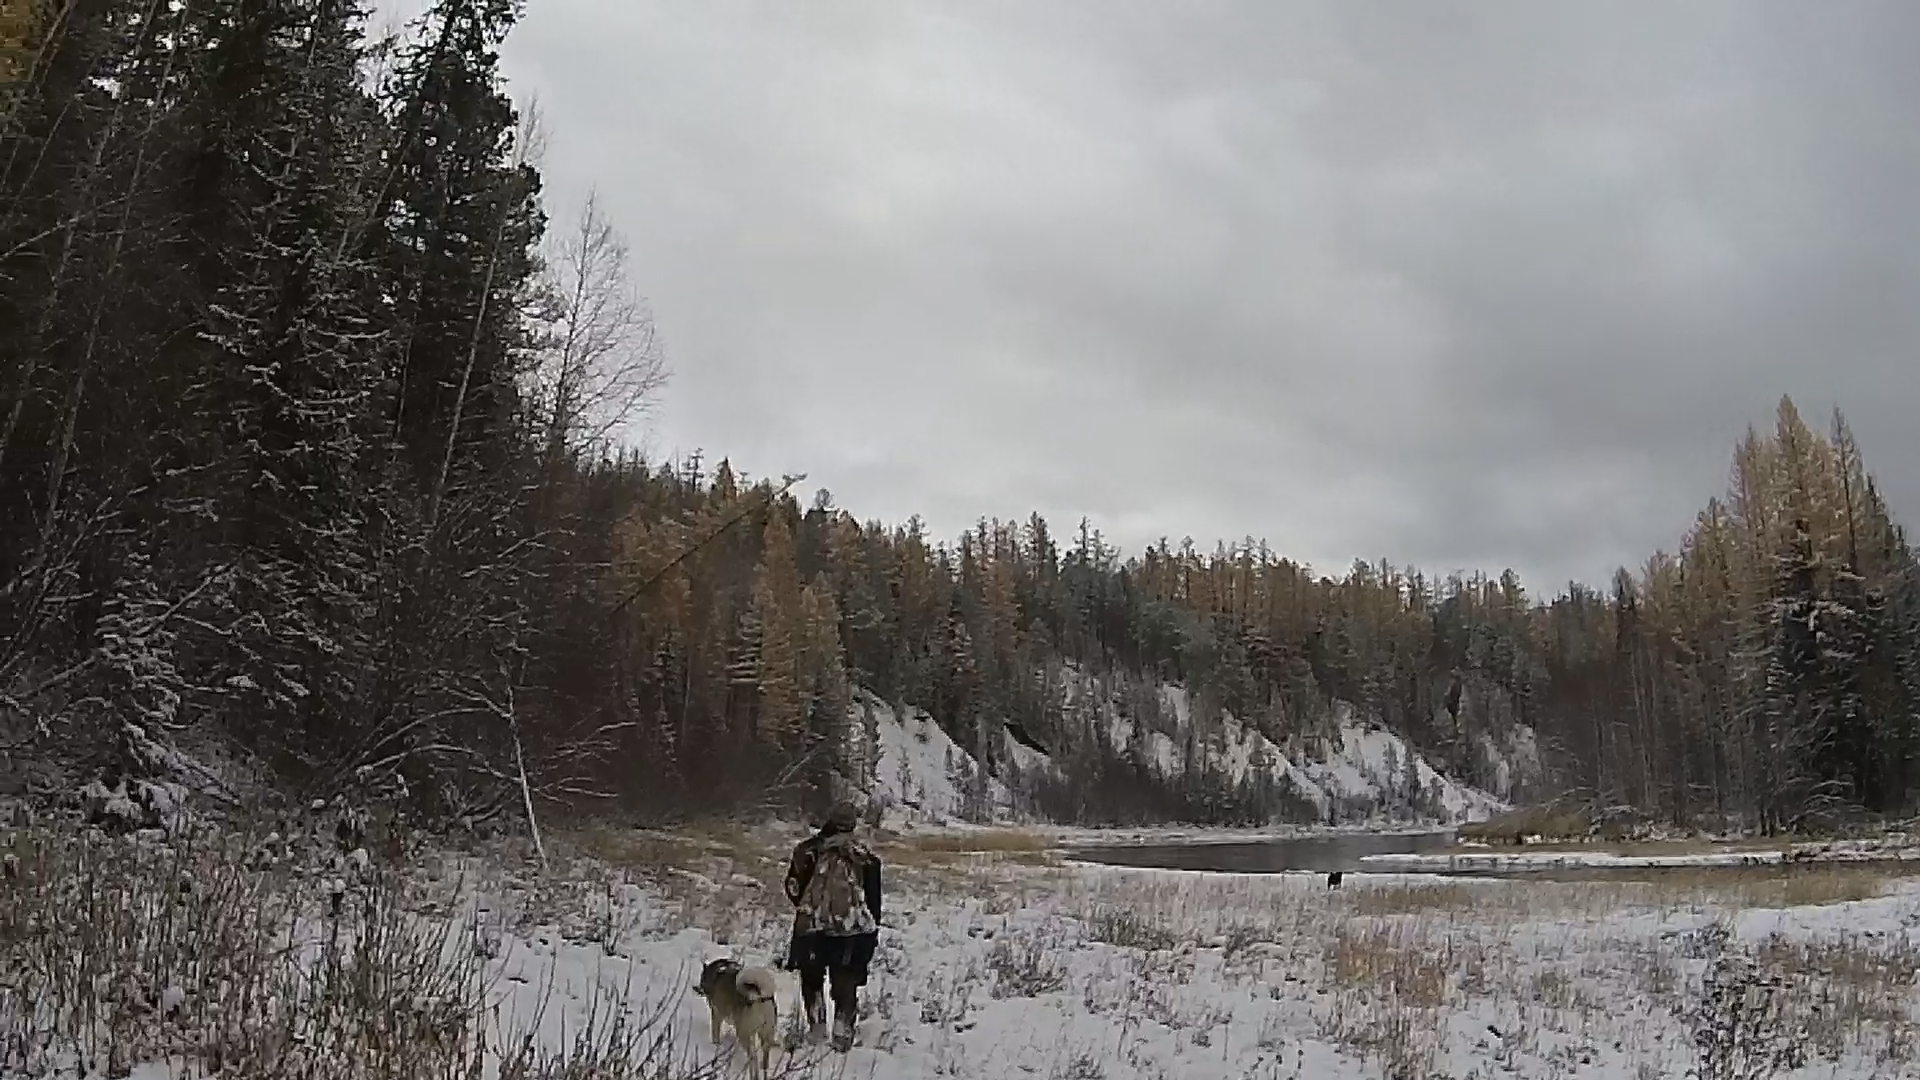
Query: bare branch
xmin=524 ymin=187 xmax=668 ymax=464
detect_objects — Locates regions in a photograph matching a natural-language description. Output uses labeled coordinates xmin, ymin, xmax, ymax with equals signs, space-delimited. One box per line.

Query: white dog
xmin=693 ymin=957 xmax=781 ymax=1079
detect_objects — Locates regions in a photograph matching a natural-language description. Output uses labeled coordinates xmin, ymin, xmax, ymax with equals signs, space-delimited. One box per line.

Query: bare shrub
xmin=987 ymin=937 xmax=1069 ymax=999
xmin=1084 ymin=906 xmax=1179 ymax=952
xmin=1682 ymin=929 xmax=1810 ymax=1080
xmin=0 ymin=823 xmax=724 ymax=1078
xmin=1314 ymin=994 xmax=1439 ymax=1080
xmin=1346 ymin=882 xmax=1487 ymax=917
xmin=1751 ymin=933 xmax=1918 ymax=1061
xmin=0 ymin=825 xmax=480 ymax=1078
xmin=1217 ymin=921 xmax=1267 ymax=960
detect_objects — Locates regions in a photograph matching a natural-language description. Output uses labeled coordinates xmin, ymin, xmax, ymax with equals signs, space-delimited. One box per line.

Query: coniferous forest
xmin=3 ymin=2 xmax=1918 ymax=836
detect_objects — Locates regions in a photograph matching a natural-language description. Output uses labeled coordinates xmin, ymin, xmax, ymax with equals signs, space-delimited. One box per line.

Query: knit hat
xmin=825 ymin=799 xmax=861 ymax=831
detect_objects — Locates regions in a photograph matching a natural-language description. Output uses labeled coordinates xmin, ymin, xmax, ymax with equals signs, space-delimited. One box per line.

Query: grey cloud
xmin=498 ymin=0 xmax=1920 ymax=589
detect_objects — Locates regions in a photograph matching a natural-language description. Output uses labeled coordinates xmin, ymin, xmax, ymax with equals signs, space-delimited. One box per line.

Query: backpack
xmin=800 ymin=833 xmax=877 ymax=937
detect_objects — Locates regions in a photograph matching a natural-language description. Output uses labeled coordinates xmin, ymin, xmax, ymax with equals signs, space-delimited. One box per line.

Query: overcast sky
xmin=461 ymin=0 xmax=1919 ymax=592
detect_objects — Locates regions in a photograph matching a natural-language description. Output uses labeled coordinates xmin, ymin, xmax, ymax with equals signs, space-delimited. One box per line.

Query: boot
xmin=831 ymin=999 xmax=857 ymax=1052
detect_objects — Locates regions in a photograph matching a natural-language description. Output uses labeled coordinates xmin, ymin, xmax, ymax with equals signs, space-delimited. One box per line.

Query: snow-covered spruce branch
xmin=40 ymin=562 xmax=233 ymax=691
xmin=0 ymin=522 xmax=221 ymax=737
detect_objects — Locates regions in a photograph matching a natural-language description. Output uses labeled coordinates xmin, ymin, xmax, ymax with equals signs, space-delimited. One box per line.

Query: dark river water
xmin=1066 ymin=829 xmax=1459 ymax=875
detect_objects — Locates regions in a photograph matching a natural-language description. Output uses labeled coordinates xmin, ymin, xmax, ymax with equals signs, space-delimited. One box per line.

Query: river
xmin=1065 ymin=828 xmax=1459 ymax=875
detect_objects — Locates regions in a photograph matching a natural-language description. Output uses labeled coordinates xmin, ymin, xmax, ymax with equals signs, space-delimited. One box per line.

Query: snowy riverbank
xmin=1358 ymin=836 xmax=1920 ymax=874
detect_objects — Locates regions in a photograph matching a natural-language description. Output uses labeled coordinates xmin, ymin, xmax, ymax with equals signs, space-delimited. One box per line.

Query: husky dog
xmin=693 ymin=957 xmax=781 ymax=1080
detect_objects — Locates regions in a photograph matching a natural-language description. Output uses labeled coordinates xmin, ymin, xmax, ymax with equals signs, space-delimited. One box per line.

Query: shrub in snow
xmin=0 ymin=822 xmax=725 ymax=1079
xmin=1682 ymin=927 xmax=1810 ymax=1080
xmin=985 ymin=938 xmax=1068 ymax=1000
xmin=78 ymin=776 xmax=187 ymax=836
xmin=1084 ymin=907 xmax=1179 ymax=953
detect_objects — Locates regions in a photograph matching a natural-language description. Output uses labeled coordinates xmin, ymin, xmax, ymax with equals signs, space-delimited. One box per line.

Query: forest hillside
xmin=2 ymin=1 xmax=1914 ymax=836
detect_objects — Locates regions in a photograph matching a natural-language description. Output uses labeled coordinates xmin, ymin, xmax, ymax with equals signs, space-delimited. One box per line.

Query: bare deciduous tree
xmin=525 ymin=183 xmax=666 ymax=466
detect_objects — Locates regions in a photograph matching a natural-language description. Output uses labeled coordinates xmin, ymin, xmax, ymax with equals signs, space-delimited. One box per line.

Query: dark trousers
xmin=789 ymin=931 xmax=877 ymax=1023
xmin=798 ymin=961 xmax=859 ymax=1024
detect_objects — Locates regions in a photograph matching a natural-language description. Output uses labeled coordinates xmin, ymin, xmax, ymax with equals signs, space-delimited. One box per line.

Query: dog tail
xmin=735 ymin=968 xmax=779 ymax=1004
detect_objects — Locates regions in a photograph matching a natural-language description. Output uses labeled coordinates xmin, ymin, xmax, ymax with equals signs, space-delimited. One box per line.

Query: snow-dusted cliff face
xmin=856 ymin=667 xmax=1534 ymax=827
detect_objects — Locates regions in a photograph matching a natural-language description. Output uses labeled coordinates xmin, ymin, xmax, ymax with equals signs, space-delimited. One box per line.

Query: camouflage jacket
xmin=784 ymin=828 xmax=883 ymax=937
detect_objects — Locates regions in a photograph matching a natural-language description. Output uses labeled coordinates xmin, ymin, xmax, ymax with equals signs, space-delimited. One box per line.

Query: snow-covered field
xmin=1361 ymin=838 xmax=1920 ymax=875
xmin=439 ymin=826 xmax=1920 ymax=1079
xmin=10 ymin=820 xmax=1918 ymax=1079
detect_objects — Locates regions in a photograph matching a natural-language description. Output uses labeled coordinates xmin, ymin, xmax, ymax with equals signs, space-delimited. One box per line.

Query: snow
xmin=454 ymin=839 xmax=1920 ymax=1078
xmin=1362 ymin=838 xmax=1920 ymax=874
xmin=1477 ymin=724 xmax=1542 ymax=803
xmin=83 ymin=817 xmax=1920 ymax=1080
xmin=997 ymin=730 xmax=1052 ymax=776
xmin=1094 ymin=675 xmax=1510 ymax=826
xmin=1277 ymin=705 xmax=1508 ymax=825
xmin=867 ymin=693 xmax=1014 ymax=825
xmin=872 ymin=669 xmax=1511 ymax=828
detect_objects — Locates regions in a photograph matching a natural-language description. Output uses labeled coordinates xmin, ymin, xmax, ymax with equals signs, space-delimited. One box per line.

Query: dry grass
xmin=1344 ymin=881 xmax=1493 ymax=917
xmin=1754 ymin=933 xmax=1919 ymax=1059
xmin=1044 ymin=859 xmax=1920 ymax=1077
xmin=540 ymin=821 xmax=1918 ymax=1076
xmin=564 ymin=822 xmax=1060 ymax=892
xmin=1457 ymin=803 xmax=1594 ymax=844
xmin=1457 ymin=834 xmax=1830 ymax=855
xmin=1324 ymin=923 xmax=1450 ymax=1008
xmin=1490 ymin=863 xmax=1908 ymax=909
xmin=984 ymin=937 xmax=1070 ymax=999
xmin=568 ymin=827 xmax=716 ymax=871
xmin=1654 ymin=864 xmax=1906 ymax=907
xmin=1083 ymin=905 xmax=1182 ymax=952
xmin=0 ymin=823 xmax=734 ymax=1080
xmin=1337 ymin=863 xmax=1908 ymax=926
xmin=890 ymin=828 xmax=1053 ymax=855
xmin=557 ymin=822 xmax=793 ymax=941
xmin=874 ymin=829 xmax=1060 ymax=877
xmin=554 ymin=821 xmax=1073 ymax=953
xmin=566 ymin=821 xmax=777 ymax=877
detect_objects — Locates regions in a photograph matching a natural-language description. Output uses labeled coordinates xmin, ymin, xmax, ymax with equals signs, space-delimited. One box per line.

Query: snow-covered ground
xmin=14 ymin=814 xmax=1916 ymax=1080
xmin=365 ymin=826 xmax=1920 ymax=1080
xmin=865 ymin=692 xmax=1016 ymax=826
xmin=1362 ymin=837 xmax=1920 ymax=874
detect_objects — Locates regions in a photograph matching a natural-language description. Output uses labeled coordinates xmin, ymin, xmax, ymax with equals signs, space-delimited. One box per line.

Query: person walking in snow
xmin=783 ymin=799 xmax=883 ymax=1052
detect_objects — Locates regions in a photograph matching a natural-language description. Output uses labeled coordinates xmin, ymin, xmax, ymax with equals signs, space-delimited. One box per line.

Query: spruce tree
xmin=171 ymin=0 xmax=380 ymax=758
xmin=368 ymin=0 xmax=541 ymax=485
